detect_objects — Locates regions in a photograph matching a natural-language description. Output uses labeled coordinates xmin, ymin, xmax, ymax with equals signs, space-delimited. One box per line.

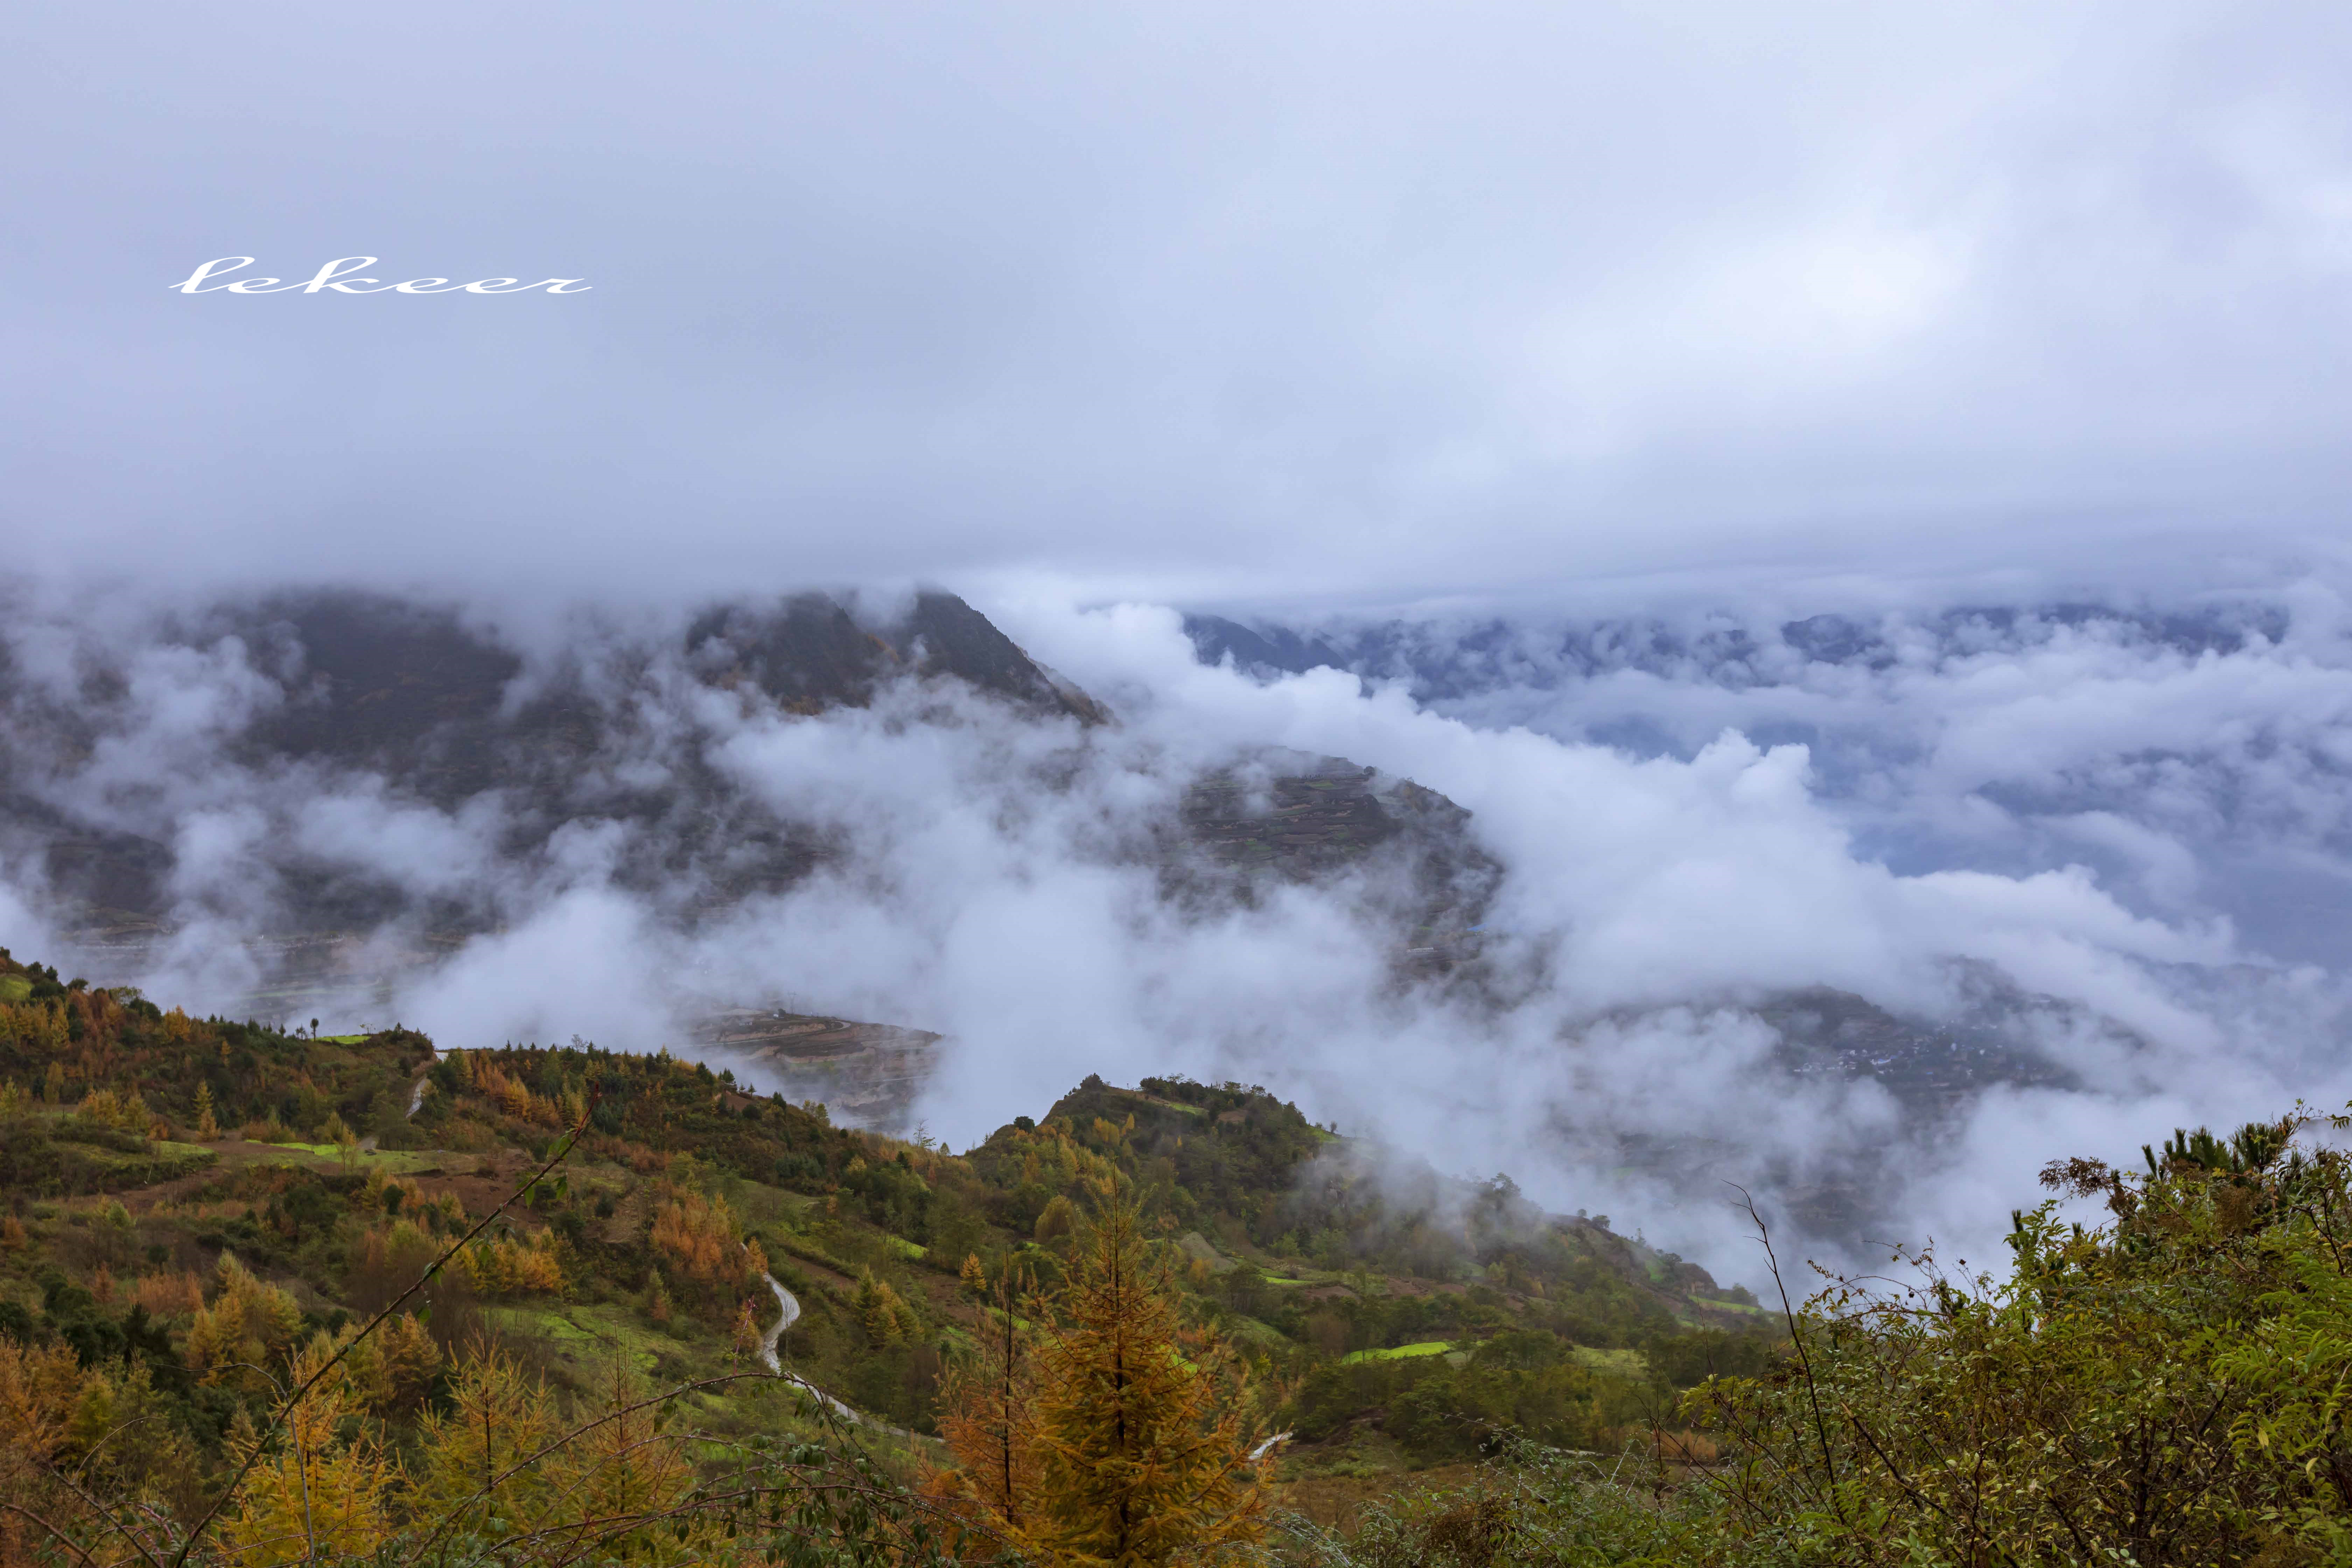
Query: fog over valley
xmin=7 ymin=575 xmax=2348 ymax=1285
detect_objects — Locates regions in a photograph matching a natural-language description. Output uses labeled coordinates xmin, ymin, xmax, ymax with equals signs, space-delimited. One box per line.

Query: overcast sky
xmin=8 ymin=1 xmax=2349 ymax=610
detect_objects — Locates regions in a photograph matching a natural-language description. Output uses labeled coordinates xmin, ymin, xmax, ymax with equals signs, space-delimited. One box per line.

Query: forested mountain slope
xmin=12 ymin=944 xmax=2347 ymax=1566
xmin=0 ymin=941 xmax=1771 ymax=1529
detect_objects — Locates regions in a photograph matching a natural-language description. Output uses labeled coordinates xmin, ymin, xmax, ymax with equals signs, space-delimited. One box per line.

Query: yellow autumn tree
xmin=187 ymin=1254 xmax=305 ymax=1391
xmin=376 ymin=1311 xmax=443 ymax=1411
xmin=1030 ymin=1180 xmax=1267 ymax=1565
xmin=63 ymin=1356 xmax=194 ymax=1498
xmin=546 ymin=1359 xmax=697 ymax=1554
xmin=454 ymin=1225 xmax=565 ymax=1295
xmin=413 ymin=1342 xmax=563 ymax=1536
xmin=310 ymin=1312 xmax=441 ymax=1415
xmin=0 ymin=1336 xmax=86 ymax=1546
xmin=853 ymin=1269 xmax=917 ymax=1346
xmin=219 ymin=1331 xmax=399 ymax=1567
xmin=931 ymin=1267 xmax=1043 ymax=1549
xmin=76 ymin=1086 xmax=150 ymax=1134
xmin=0 ymin=1336 xmax=196 ymax=1562
xmin=650 ymin=1185 xmax=742 ymax=1287
xmin=945 ymin=1181 xmax=1267 ymax=1566
xmin=1035 ymin=1193 xmax=1079 ymax=1247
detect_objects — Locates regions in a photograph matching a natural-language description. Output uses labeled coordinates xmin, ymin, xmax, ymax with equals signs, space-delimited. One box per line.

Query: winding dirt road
xmin=757 ymin=1273 xmax=915 ymax=1438
xmin=753 ymin=1271 xmax=1284 ymax=1461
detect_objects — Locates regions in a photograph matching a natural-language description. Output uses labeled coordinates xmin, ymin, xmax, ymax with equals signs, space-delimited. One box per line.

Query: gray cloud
xmin=1195 ymin=589 xmax=2352 ymax=964
xmin=6 ymin=2 xmax=2351 ymax=604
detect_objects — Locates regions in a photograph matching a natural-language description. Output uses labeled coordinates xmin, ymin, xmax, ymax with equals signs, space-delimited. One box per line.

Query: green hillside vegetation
xmin=9 ymin=939 xmax=2347 ymax=1566
xmin=1293 ymin=1113 xmax=2352 ymax=1567
xmin=0 ymin=944 xmax=1772 ymax=1563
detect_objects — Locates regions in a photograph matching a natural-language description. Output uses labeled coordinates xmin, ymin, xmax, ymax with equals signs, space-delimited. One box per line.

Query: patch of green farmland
xmin=1339 ymin=1340 xmax=1454 ymax=1365
xmin=1570 ymin=1345 xmax=1648 ymax=1379
xmin=490 ymin=1302 xmax=693 ymax=1376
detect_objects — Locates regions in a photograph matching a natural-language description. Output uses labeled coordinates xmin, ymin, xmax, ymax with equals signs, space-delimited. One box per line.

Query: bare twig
xmin=1728 ymin=1182 xmax=1849 ymax=1527
xmin=4 ymin=1500 xmax=103 ymax=1568
xmin=34 ymin=1463 xmax=168 ymax=1568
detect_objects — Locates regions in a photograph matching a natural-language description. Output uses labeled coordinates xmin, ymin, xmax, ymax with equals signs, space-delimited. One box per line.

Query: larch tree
xmin=933 ymin=1263 xmax=1043 ymax=1547
xmin=413 ymin=1341 xmax=562 ymax=1537
xmin=548 ymin=1358 xmax=697 ymax=1556
xmin=221 ymin=1332 xmax=398 ymax=1567
xmin=1024 ymin=1179 xmax=1268 ymax=1567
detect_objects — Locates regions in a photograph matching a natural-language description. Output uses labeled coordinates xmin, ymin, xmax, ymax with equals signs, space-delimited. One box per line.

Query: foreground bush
xmin=1293 ymin=1107 xmax=2352 ymax=1568
xmin=1687 ymin=1111 xmax=2352 ymax=1565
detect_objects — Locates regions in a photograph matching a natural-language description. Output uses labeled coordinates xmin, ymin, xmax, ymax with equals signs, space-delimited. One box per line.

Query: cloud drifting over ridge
xmin=6 ymin=581 xmax=2351 ymax=1280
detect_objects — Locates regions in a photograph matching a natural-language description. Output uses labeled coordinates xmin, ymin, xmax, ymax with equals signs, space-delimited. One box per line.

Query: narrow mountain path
xmin=756 ymin=1272 xmax=918 ymax=1439
xmin=752 ymin=1269 xmax=1286 ymax=1462
xmin=1249 ymin=1430 xmax=1293 ymax=1461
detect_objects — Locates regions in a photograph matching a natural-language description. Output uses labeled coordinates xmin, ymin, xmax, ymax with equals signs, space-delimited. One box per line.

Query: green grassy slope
xmin=0 ymin=943 xmax=1778 ymax=1503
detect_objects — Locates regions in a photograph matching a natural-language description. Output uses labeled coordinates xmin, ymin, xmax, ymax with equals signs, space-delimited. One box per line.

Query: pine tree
xmin=1024 ymin=1180 xmax=1267 ymax=1566
xmin=960 ymin=1251 xmax=988 ymax=1294
xmin=194 ymin=1082 xmax=220 ymax=1141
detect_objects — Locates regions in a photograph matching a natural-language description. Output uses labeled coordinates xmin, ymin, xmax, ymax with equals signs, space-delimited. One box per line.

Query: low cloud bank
xmin=6 ymin=580 xmax=2350 ymax=1284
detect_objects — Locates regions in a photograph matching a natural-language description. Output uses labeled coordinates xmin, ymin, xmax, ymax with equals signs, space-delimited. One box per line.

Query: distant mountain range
xmin=1180 ymin=602 xmax=2286 ymax=703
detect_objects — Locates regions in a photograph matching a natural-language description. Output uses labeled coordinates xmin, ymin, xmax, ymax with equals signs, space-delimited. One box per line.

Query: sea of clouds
xmin=6 ymin=578 xmax=2351 ymax=1284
